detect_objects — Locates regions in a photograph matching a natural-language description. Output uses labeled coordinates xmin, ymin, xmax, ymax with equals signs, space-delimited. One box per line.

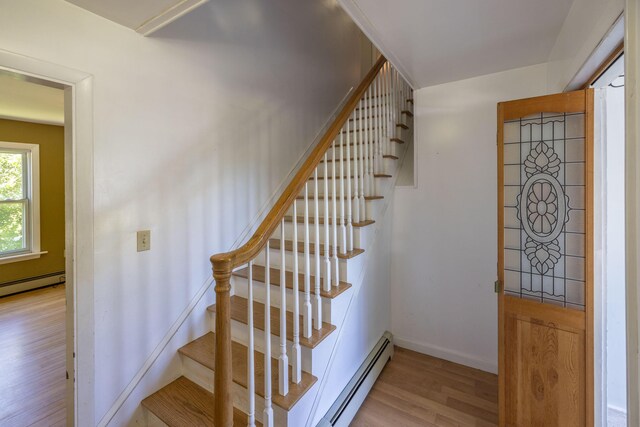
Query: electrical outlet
xmin=137 ymin=230 xmax=151 ymax=252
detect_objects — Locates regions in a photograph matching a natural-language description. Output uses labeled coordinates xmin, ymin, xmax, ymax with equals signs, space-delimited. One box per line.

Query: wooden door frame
xmin=497 ymin=89 xmax=595 ymax=426
xmin=0 ymin=49 xmax=95 ymax=426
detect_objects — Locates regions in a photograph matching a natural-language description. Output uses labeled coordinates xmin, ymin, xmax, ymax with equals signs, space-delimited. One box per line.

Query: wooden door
xmin=497 ymin=90 xmax=594 ymax=426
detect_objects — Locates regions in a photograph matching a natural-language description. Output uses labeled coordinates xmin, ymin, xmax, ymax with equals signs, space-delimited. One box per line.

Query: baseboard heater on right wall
xmin=317 ymin=331 xmax=394 ymax=427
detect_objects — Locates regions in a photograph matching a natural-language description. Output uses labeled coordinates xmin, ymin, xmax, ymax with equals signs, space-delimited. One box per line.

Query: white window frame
xmin=0 ymin=140 xmax=44 ymax=264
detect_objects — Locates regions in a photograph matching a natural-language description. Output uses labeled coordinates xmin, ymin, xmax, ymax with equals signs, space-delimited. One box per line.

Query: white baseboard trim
xmin=394 ymin=336 xmax=498 ymax=374
xmin=0 ymin=273 xmax=66 ymax=297
xmin=317 ymin=332 xmax=394 ymax=427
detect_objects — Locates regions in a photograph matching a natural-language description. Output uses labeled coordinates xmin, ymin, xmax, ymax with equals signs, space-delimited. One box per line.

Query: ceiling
xmin=0 ymin=74 xmax=64 ymax=126
xmin=65 ymin=0 xmax=209 ymax=35
xmin=339 ymin=0 xmax=575 ymax=88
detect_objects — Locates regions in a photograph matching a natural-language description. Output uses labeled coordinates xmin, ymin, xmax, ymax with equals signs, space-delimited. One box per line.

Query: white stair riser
xmin=293 ymin=196 xmax=380 ymax=219
xmin=210 ymin=312 xmax=315 ymax=374
xmin=354 ymin=103 xmax=393 ymax=113
xmin=231 ymin=276 xmax=336 ymax=322
xmin=145 ymin=411 xmax=168 ymax=427
xmin=252 ymin=249 xmax=350 ymax=280
xmin=347 ymin=116 xmax=392 ymax=128
xmin=181 ymin=356 xmax=290 ymax=426
xmin=279 ymin=222 xmax=366 ymax=248
xmin=302 ymin=179 xmax=359 ymax=197
xmin=317 ymin=157 xmax=397 ymax=174
xmin=305 ymin=177 xmax=392 ymax=196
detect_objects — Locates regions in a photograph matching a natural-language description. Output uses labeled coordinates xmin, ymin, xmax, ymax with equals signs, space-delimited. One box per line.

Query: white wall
xmin=390 ymin=63 xmax=549 ymax=373
xmin=0 ymin=1 xmax=370 ymax=424
xmin=547 ymin=0 xmax=624 ymax=92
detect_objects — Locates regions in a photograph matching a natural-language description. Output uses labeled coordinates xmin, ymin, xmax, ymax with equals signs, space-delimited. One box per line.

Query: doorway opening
xmin=0 ymin=47 xmax=95 ymax=424
xmin=0 ymin=71 xmax=68 ymax=425
xmin=593 ymin=53 xmax=627 ymax=427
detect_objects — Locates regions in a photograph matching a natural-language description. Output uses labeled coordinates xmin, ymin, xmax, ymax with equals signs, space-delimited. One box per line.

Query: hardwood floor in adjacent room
xmin=351 ymin=347 xmax=498 ymax=427
xmin=0 ymin=285 xmax=66 ymax=427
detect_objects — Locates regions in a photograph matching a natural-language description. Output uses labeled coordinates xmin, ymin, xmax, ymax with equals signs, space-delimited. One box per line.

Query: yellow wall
xmin=0 ymin=119 xmax=65 ymax=285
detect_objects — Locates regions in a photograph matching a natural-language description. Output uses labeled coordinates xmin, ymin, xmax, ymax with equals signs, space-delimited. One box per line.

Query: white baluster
xmin=395 ymin=68 xmax=399 ymax=129
xmin=323 ymin=153 xmax=331 ymax=293
xmin=397 ymin=73 xmax=400 ymax=110
xmin=380 ymin=65 xmax=384 ymax=152
xmin=313 ymin=169 xmax=322 ymax=329
xmin=405 ymin=79 xmax=409 ymax=110
xmin=386 ymin=63 xmax=391 ymax=157
xmin=383 ymin=64 xmax=389 ymax=160
xmin=378 ymin=73 xmax=383 ymax=173
xmin=353 ymin=105 xmax=361 ymax=226
xmin=339 ymin=119 xmax=347 ymax=255
xmin=247 ymin=261 xmax=255 ymax=427
xmin=291 ymin=204 xmax=301 ymax=384
xmin=346 ymin=113 xmax=354 ymax=252
xmin=373 ymin=73 xmax=380 ymax=176
xmin=303 ymin=182 xmax=312 ymax=338
xmin=380 ymin=65 xmax=386 ymax=159
xmin=331 ymin=140 xmax=340 ymax=287
xmin=263 ymin=244 xmax=274 ymax=427
xmin=363 ymin=87 xmax=371 ymax=198
xmin=392 ymin=68 xmax=398 ymax=157
xmin=278 ymin=219 xmax=289 ymax=396
xmin=358 ymin=99 xmax=366 ymax=222
xmin=367 ymin=85 xmax=375 ymax=196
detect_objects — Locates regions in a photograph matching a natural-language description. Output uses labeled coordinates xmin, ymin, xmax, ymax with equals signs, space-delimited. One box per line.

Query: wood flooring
xmin=0 ymin=285 xmax=66 ymax=427
xmin=351 ymin=347 xmax=498 ymax=427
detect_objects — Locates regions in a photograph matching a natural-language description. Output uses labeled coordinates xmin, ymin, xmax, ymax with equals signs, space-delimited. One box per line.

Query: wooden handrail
xmin=210 ymin=55 xmax=387 ymax=427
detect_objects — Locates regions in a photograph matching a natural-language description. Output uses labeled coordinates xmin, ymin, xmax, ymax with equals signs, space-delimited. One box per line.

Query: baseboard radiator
xmin=317 ymin=331 xmax=394 ymax=427
xmin=0 ymin=271 xmax=65 ymax=297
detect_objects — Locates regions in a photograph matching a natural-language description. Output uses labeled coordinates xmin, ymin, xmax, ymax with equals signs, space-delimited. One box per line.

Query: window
xmin=0 ymin=141 xmax=41 ymax=263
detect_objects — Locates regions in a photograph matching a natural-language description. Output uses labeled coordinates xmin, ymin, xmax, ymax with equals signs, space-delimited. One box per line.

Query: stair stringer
xmin=210 ymin=139 xmax=408 ymax=427
xmin=293 ymin=142 xmax=409 ymax=427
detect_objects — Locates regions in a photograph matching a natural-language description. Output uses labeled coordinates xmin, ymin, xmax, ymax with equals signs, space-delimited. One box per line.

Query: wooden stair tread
xmin=383 ymin=154 xmax=399 ymax=160
xmin=341 ymin=125 xmax=406 ymax=134
xmin=283 ymin=215 xmax=374 ymax=228
xmin=355 ymin=105 xmax=390 ymax=111
xmin=401 ymin=110 xmax=414 ymax=117
xmin=321 ymin=156 xmax=397 ymax=163
xmin=407 ymin=98 xmax=414 ymax=103
xmin=348 ymin=115 xmax=386 ymax=122
xmin=233 ymin=264 xmax=352 ymax=298
xmin=266 ymin=238 xmax=364 ymax=260
xmin=141 ymin=376 xmax=255 ymax=427
xmin=295 ymin=195 xmax=383 ymax=201
xmin=308 ymin=174 xmax=391 ymax=180
xmin=320 ymin=154 xmax=404 ymax=164
xmin=178 ymin=333 xmax=317 ymax=411
xmin=333 ymin=139 xmax=404 ymax=148
xmin=208 ymin=296 xmax=336 ymax=349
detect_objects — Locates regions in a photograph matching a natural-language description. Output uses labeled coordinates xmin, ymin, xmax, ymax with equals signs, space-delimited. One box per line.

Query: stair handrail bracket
xmin=209 ymin=55 xmax=388 ymax=427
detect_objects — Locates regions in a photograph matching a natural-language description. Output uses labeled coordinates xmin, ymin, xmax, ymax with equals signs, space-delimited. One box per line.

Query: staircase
xmin=141 ymin=56 xmax=413 ymax=426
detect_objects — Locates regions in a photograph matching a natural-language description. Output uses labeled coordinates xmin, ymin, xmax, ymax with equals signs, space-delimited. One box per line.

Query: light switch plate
xmin=137 ymin=230 xmax=151 ymax=252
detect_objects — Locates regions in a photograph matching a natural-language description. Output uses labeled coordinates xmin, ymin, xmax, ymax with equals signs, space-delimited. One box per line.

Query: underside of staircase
xmin=141 ymin=57 xmax=413 ymax=426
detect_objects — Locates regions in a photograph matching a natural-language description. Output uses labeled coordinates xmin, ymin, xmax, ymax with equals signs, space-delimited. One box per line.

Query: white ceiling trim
xmin=565 ymin=13 xmax=624 ymax=91
xmin=338 ymin=0 xmax=416 ymax=89
xmin=64 ymin=0 xmax=209 ymax=36
xmin=136 ymin=0 xmax=209 ymax=36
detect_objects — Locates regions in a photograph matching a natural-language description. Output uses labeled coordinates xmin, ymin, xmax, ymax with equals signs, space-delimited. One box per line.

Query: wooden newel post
xmin=211 ymin=256 xmax=234 ymax=427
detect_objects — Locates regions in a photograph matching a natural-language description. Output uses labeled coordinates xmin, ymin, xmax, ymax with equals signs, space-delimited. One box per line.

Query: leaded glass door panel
xmin=497 ymin=90 xmax=594 ymax=427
